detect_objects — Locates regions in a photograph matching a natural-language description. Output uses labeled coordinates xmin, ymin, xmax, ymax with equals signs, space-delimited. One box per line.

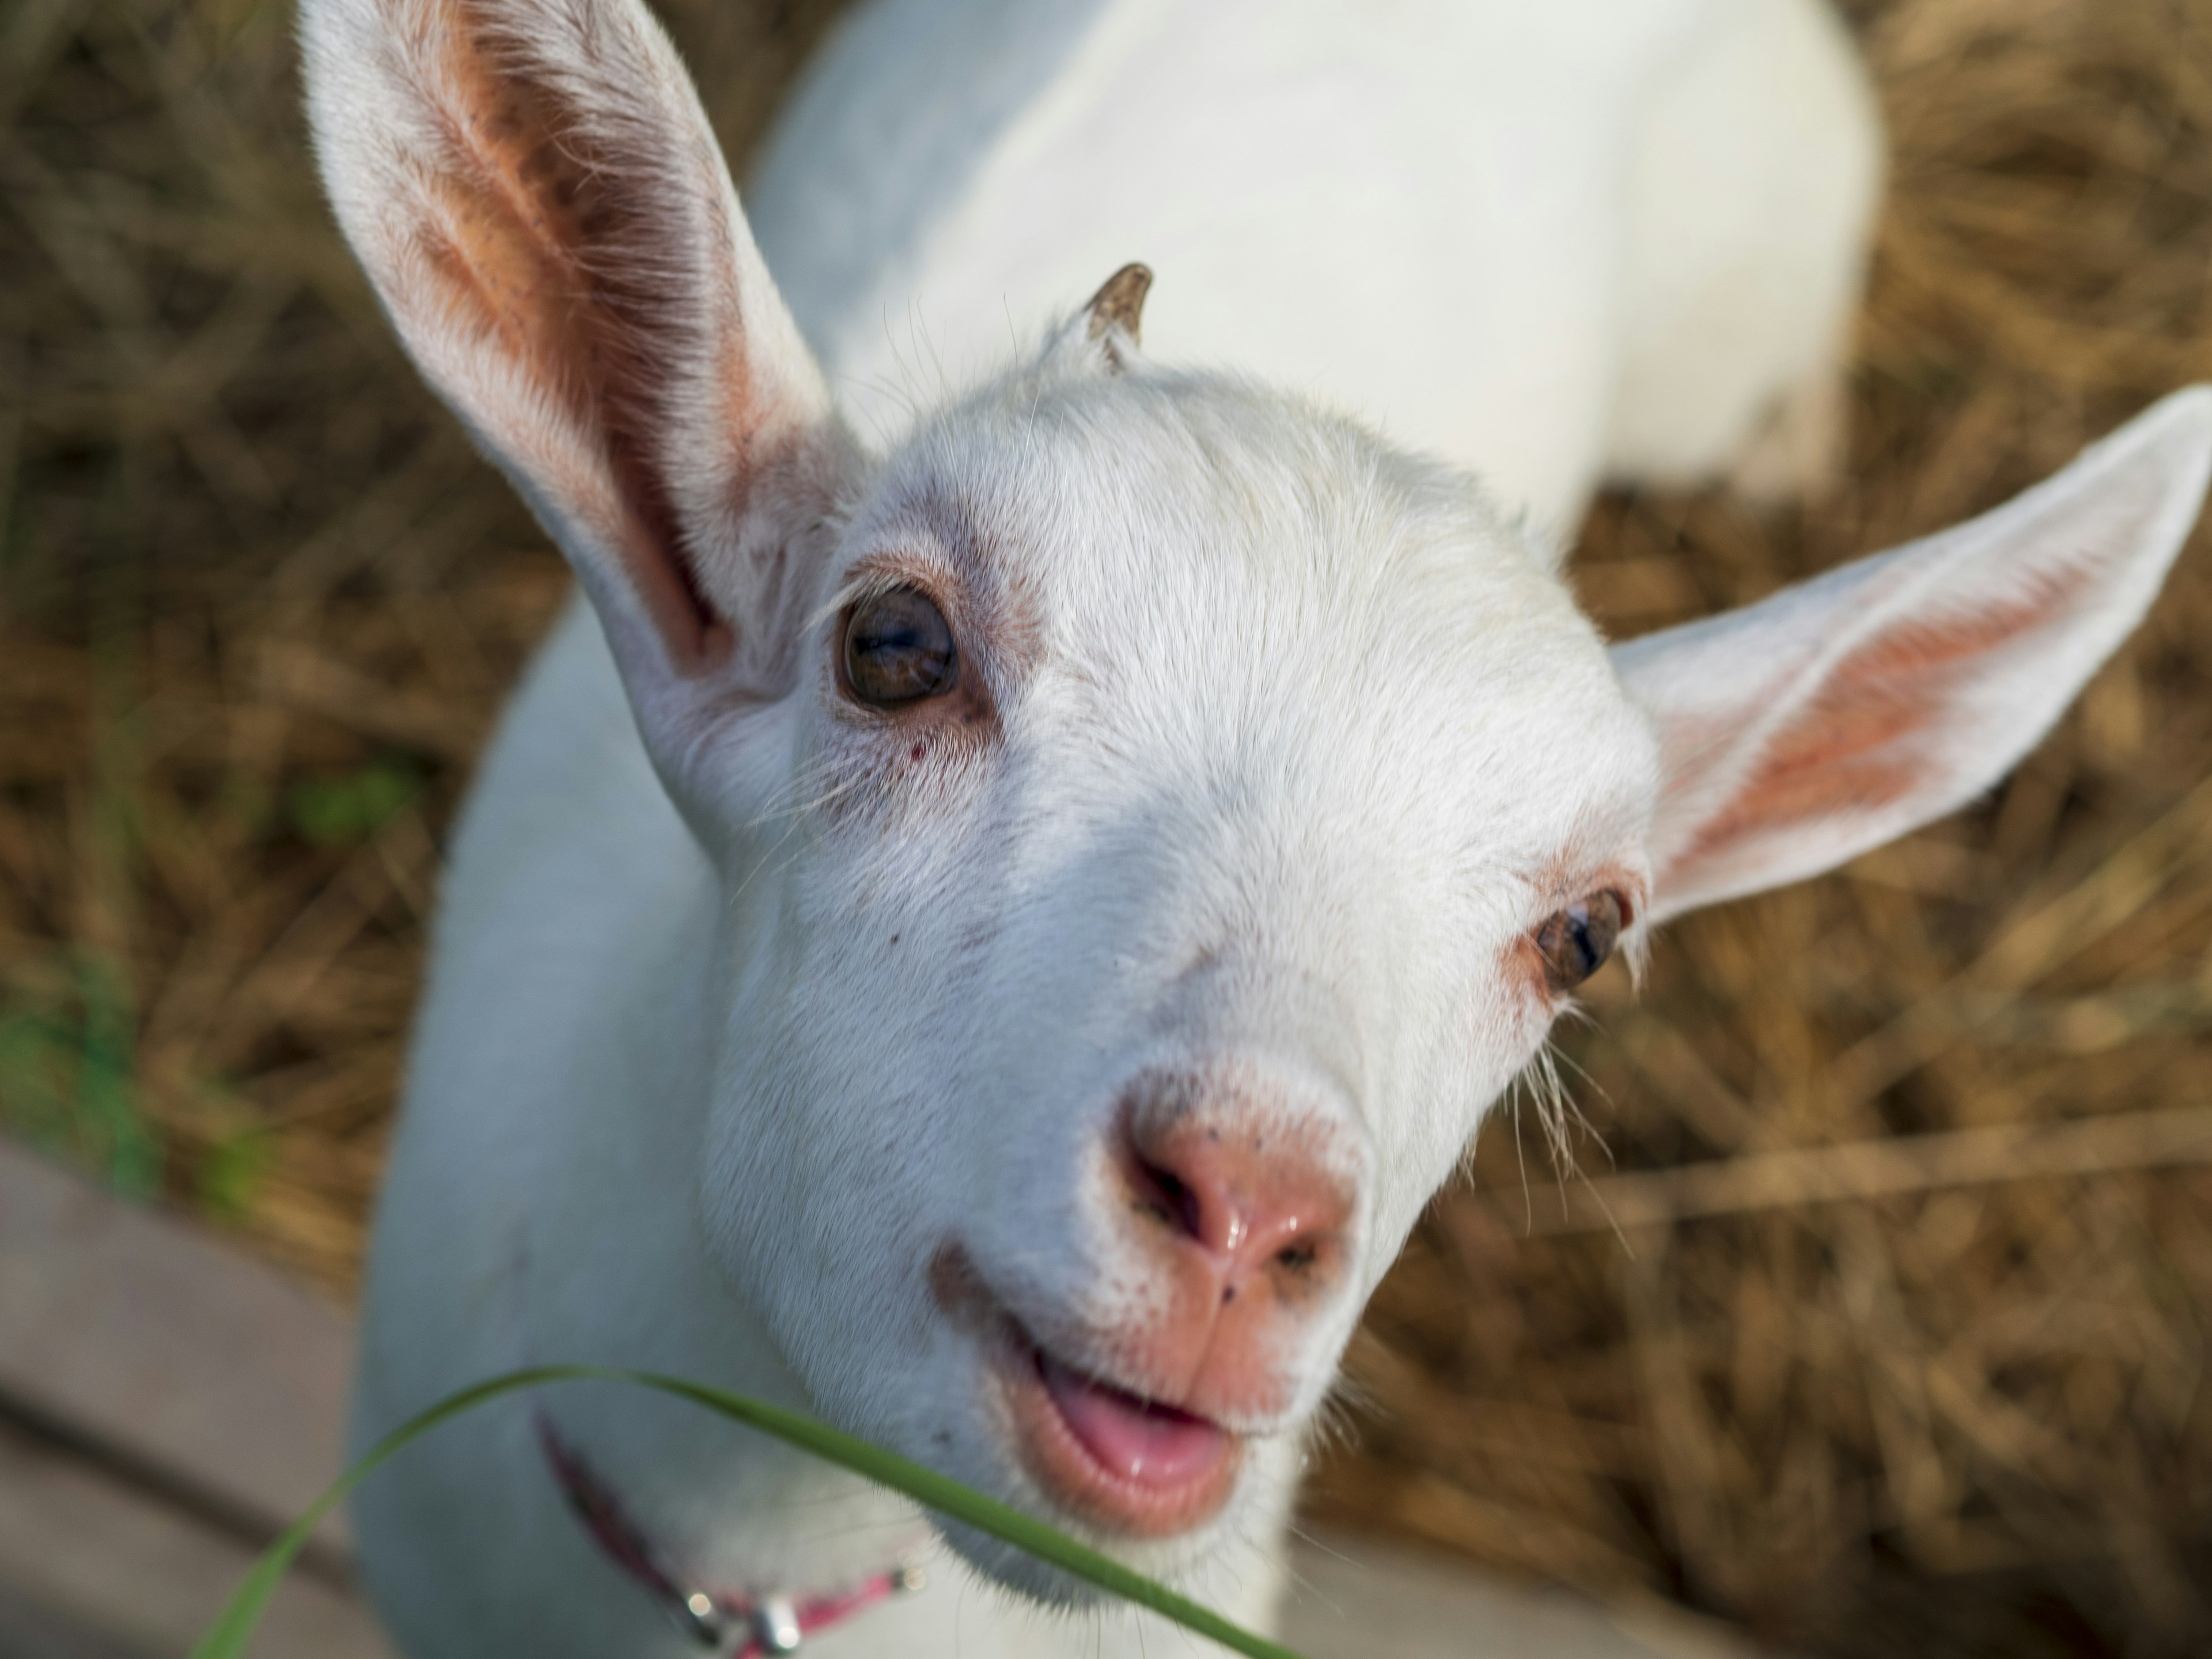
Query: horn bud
xmin=1084 ymin=263 xmax=1153 ymax=353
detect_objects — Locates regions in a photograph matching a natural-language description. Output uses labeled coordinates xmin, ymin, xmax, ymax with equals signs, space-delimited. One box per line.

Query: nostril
xmin=1117 ymin=1104 xmax=1351 ymax=1298
xmin=1131 ymin=1156 xmax=1206 ymax=1243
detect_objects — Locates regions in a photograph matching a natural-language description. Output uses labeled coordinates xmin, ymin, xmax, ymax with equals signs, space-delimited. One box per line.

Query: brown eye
xmin=843 ymin=588 xmax=957 ymax=707
xmin=1534 ymin=891 xmax=1625 ymax=994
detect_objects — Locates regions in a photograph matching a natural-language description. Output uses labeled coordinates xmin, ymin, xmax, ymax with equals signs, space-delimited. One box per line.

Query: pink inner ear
xmin=409 ymin=0 xmax=722 ymax=665
xmin=1668 ymin=556 xmax=2100 ymax=889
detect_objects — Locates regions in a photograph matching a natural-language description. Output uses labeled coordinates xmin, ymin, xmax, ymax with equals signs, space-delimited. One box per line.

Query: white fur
xmin=297 ymin=1 xmax=2211 ymax=1654
xmin=748 ymin=0 xmax=1881 ymax=543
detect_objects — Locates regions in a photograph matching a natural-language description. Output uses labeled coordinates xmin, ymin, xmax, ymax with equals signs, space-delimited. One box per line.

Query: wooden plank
xmin=0 ymin=1415 xmax=393 ymax=1659
xmin=0 ymin=1578 xmax=150 ymax=1659
xmin=0 ymin=1141 xmax=354 ymax=1548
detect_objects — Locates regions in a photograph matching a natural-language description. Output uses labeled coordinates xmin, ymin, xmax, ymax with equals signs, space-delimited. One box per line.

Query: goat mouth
xmin=986 ymin=1321 xmax=1240 ymax=1538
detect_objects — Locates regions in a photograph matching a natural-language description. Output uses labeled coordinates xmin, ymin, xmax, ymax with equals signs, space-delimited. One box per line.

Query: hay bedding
xmin=3 ymin=0 xmax=2210 ymax=1652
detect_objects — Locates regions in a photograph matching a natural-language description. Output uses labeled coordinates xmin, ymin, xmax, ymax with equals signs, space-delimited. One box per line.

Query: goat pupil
xmin=1536 ymin=890 xmax=1624 ymax=993
xmin=845 ymin=588 xmax=957 ymax=706
xmin=1567 ymin=912 xmax=1596 ymax=972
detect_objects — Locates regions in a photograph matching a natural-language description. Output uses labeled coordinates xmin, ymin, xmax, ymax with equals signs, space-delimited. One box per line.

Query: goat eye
xmin=1533 ymin=891 xmax=1625 ymax=994
xmin=843 ymin=588 xmax=957 ymax=707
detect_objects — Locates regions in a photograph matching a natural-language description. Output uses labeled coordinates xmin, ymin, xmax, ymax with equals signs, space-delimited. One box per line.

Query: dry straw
xmin=5 ymin=1 xmax=2210 ymax=1654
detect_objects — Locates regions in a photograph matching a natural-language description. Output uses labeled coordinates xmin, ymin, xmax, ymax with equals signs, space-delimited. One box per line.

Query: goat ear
xmin=302 ymin=0 xmax=854 ymax=772
xmin=1614 ymin=387 xmax=2212 ymax=924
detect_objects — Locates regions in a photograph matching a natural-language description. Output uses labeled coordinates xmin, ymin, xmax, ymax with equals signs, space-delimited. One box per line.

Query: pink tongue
xmin=1039 ymin=1353 xmax=1228 ymax=1487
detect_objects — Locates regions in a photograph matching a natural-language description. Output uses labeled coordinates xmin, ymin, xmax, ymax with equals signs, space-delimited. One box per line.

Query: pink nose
xmin=1109 ymin=1089 xmax=1354 ymax=1419
xmin=1126 ymin=1116 xmax=1347 ymax=1285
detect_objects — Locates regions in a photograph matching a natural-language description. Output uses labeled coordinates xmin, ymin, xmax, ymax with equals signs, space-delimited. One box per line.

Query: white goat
xmin=300 ymin=0 xmax=2212 ymax=1654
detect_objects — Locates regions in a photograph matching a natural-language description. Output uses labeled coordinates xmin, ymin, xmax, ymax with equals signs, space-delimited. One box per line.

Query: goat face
xmin=695 ymin=365 xmax=1657 ymax=1587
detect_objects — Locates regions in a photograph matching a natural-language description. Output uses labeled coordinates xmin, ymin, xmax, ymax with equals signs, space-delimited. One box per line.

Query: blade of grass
xmin=188 ymin=1363 xmax=1312 ymax=1659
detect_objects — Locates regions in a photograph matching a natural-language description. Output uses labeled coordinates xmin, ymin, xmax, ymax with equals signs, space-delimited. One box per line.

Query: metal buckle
xmin=667 ymin=1589 xmax=735 ymax=1651
xmin=753 ymin=1594 xmax=804 ymax=1653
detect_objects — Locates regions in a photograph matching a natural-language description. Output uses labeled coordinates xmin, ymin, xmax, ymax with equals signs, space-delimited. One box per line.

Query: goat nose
xmin=1121 ymin=1112 xmax=1351 ymax=1304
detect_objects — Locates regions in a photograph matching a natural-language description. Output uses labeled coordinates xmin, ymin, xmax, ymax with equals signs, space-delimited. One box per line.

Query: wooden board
xmin=0 ymin=1141 xmax=354 ymax=1551
xmin=0 ymin=1415 xmax=392 ymax=1659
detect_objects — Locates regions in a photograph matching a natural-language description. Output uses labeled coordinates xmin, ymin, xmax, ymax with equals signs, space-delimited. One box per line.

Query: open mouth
xmin=988 ymin=1323 xmax=1241 ymax=1537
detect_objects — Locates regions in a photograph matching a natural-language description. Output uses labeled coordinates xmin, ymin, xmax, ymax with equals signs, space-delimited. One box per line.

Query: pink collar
xmin=536 ymin=1411 xmax=922 ymax=1654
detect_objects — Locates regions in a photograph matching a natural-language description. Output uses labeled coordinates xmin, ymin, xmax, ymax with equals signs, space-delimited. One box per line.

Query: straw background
xmin=5 ymin=1 xmax=2211 ymax=1654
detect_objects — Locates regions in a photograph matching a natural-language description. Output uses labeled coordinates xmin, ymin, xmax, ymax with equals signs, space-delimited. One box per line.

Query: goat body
xmin=298 ymin=1 xmax=2210 ymax=1654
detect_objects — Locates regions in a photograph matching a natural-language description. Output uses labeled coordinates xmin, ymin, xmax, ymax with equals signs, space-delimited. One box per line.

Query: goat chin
xmin=304 ymin=1 xmax=2212 ymax=1656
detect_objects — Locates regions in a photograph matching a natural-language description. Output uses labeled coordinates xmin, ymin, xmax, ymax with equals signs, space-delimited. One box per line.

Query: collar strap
xmin=535 ymin=1410 xmax=921 ymax=1654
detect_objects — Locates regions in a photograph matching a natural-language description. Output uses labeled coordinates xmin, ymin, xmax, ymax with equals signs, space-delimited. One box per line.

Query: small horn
xmin=1084 ymin=263 xmax=1153 ymax=349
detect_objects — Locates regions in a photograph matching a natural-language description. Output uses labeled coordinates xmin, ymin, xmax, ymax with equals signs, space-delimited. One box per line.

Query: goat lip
xmin=1036 ymin=1350 xmax=1228 ymax=1488
xmin=986 ymin=1323 xmax=1240 ymax=1538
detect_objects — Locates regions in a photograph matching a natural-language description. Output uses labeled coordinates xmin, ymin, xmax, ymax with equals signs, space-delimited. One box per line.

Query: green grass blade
xmin=189 ymin=1363 xmax=1312 ymax=1659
